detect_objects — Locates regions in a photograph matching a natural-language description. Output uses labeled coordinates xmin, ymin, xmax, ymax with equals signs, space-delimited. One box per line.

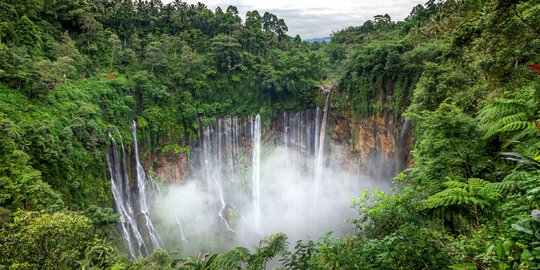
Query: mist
xmin=153 ymin=126 xmax=391 ymax=255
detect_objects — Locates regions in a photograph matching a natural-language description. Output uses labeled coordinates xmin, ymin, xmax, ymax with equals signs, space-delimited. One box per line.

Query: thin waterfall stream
xmin=131 ymin=121 xmax=163 ymax=249
xmin=251 ymin=114 xmax=262 ymax=231
xmin=314 ymin=90 xmax=331 ymax=204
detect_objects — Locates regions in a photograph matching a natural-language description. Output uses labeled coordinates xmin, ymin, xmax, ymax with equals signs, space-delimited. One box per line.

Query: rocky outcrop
xmin=330 ymin=110 xmax=412 ymax=179
xmin=148 ymin=152 xmax=189 ymax=185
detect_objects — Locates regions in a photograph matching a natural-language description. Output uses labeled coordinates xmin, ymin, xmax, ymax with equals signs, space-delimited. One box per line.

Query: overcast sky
xmin=173 ymin=0 xmax=426 ymax=39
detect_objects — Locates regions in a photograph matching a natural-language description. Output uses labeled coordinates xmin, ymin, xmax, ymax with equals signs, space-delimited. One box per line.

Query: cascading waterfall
xmin=251 ymin=114 xmax=261 ymax=230
xmin=278 ymin=110 xmax=324 ymax=175
xmin=131 ymin=121 xmax=163 ymax=249
xmin=111 ymin=105 xmax=393 ymax=257
xmin=314 ymin=92 xmax=331 ymax=202
xmin=315 ymin=107 xmax=321 ymax=162
xmin=189 ymin=113 xmax=323 ymax=235
xmin=201 ymin=122 xmax=237 ymax=232
xmin=107 ymin=132 xmax=147 ymax=259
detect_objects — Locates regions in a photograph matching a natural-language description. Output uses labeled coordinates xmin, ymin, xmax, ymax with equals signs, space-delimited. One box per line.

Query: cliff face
xmin=330 ymin=110 xmax=412 ymax=179
xmin=148 ymin=152 xmax=189 ymax=185
xmin=145 ymin=109 xmax=413 ymax=184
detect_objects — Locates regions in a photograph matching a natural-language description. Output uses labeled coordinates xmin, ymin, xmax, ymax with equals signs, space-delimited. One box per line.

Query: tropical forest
xmin=0 ymin=0 xmax=539 ymax=269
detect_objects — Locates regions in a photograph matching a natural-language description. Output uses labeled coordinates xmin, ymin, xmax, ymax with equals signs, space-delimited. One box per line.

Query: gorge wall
xmin=330 ymin=110 xmax=413 ymax=180
xmin=146 ymin=109 xmax=413 ymax=185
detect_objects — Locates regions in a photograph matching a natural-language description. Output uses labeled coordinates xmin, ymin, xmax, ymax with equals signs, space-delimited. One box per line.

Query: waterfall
xmin=314 ymin=92 xmax=331 ymax=202
xmin=131 ymin=121 xmax=163 ymax=250
xmin=202 ymin=123 xmax=236 ymax=232
xmin=175 ymin=213 xmax=188 ymax=242
xmin=110 ymin=105 xmax=378 ymax=257
xmin=279 ymin=110 xmax=323 ymax=174
xmin=107 ymin=132 xmax=147 ymax=259
xmin=149 ymin=175 xmax=161 ymax=198
xmin=314 ymin=107 xmax=321 ymax=161
xmin=251 ymin=114 xmax=261 ymax=230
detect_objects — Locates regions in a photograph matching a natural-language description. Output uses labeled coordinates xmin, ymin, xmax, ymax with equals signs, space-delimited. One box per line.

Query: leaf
xmin=204 ymin=254 xmax=218 ymax=269
xmin=496 ymin=243 xmax=505 ymax=258
xmin=528 ymin=187 xmax=540 ymax=195
xmin=512 ymin=223 xmax=533 ymax=235
xmin=520 ymin=248 xmax=533 ymax=262
xmin=531 ymin=247 xmax=540 ymax=257
xmin=503 ymin=240 xmax=514 ymax=252
xmin=500 ymin=152 xmax=540 ymax=169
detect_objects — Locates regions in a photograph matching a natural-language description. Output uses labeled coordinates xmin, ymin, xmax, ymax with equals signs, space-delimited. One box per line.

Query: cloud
xmin=172 ymin=0 xmax=425 ymax=38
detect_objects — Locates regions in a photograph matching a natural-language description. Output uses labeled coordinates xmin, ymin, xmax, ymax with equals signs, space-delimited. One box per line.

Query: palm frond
xmin=210 ymin=247 xmax=251 ymax=270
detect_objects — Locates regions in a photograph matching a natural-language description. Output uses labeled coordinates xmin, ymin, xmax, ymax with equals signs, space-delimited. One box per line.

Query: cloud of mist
xmin=154 ymin=142 xmax=391 ymax=255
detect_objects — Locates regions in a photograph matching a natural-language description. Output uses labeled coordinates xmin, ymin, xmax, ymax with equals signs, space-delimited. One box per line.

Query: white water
xmin=314 ymin=93 xmax=331 ymax=203
xmin=131 ymin=121 xmax=163 ymax=249
xmin=251 ymin=114 xmax=261 ymax=230
xmin=175 ymin=213 xmax=188 ymax=242
xmin=107 ymin=132 xmax=147 ymax=259
xmin=314 ymin=107 xmax=321 ymax=166
xmin=149 ymin=175 xmax=161 ymax=198
xmin=202 ymin=124 xmax=236 ymax=232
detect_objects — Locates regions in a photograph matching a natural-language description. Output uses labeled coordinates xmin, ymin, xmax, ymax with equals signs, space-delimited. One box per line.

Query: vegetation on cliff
xmin=0 ymin=0 xmax=539 ymax=269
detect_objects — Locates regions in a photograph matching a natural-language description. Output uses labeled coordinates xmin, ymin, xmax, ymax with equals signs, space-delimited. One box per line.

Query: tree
xmin=0 ymin=211 xmax=94 ymax=269
xmin=408 ymin=103 xmax=490 ymax=186
xmin=0 ymin=149 xmax=64 ymax=212
xmin=262 ymin=12 xmax=277 ymax=33
xmin=245 ymin=10 xmax=264 ymax=54
xmin=81 ymin=13 xmax=101 ymax=49
xmin=210 ymin=34 xmax=242 ymax=72
xmin=108 ymin=33 xmax=121 ymax=69
xmin=53 ymin=32 xmax=82 ymax=62
xmin=144 ymin=41 xmax=167 ymax=73
xmin=15 ymin=15 xmax=42 ymax=56
xmin=36 ymin=57 xmax=77 ymax=90
xmin=275 ymin=19 xmax=288 ymax=41
xmin=221 ymin=5 xmax=242 ymax=36
xmin=373 ymin=14 xmax=393 ymax=30
xmin=0 ymin=45 xmax=37 ymax=92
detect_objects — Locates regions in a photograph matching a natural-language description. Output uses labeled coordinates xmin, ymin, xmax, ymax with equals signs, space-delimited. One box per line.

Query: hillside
xmin=0 ymin=0 xmax=540 ymax=269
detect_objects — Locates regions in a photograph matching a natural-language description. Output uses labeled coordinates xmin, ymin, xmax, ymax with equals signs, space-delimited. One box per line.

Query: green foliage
xmin=351 ymin=189 xmax=422 ymax=239
xmin=423 ymin=178 xmax=500 ymax=226
xmin=250 ymin=232 xmax=289 ymax=269
xmin=80 ymin=237 xmax=119 ymax=269
xmin=297 ymin=1 xmax=540 ymax=269
xmin=85 ymin=205 xmax=119 ymax=227
xmin=209 ymin=247 xmax=251 ymax=269
xmin=409 ymin=103 xmax=491 ymax=185
xmin=0 ymin=211 xmax=98 ymax=269
xmin=478 ymin=86 xmax=539 ymax=144
xmin=177 ymin=233 xmax=288 ymax=270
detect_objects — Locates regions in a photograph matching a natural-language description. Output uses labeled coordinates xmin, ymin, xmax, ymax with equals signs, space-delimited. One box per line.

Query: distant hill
xmin=304 ymin=37 xmax=331 ymax=43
